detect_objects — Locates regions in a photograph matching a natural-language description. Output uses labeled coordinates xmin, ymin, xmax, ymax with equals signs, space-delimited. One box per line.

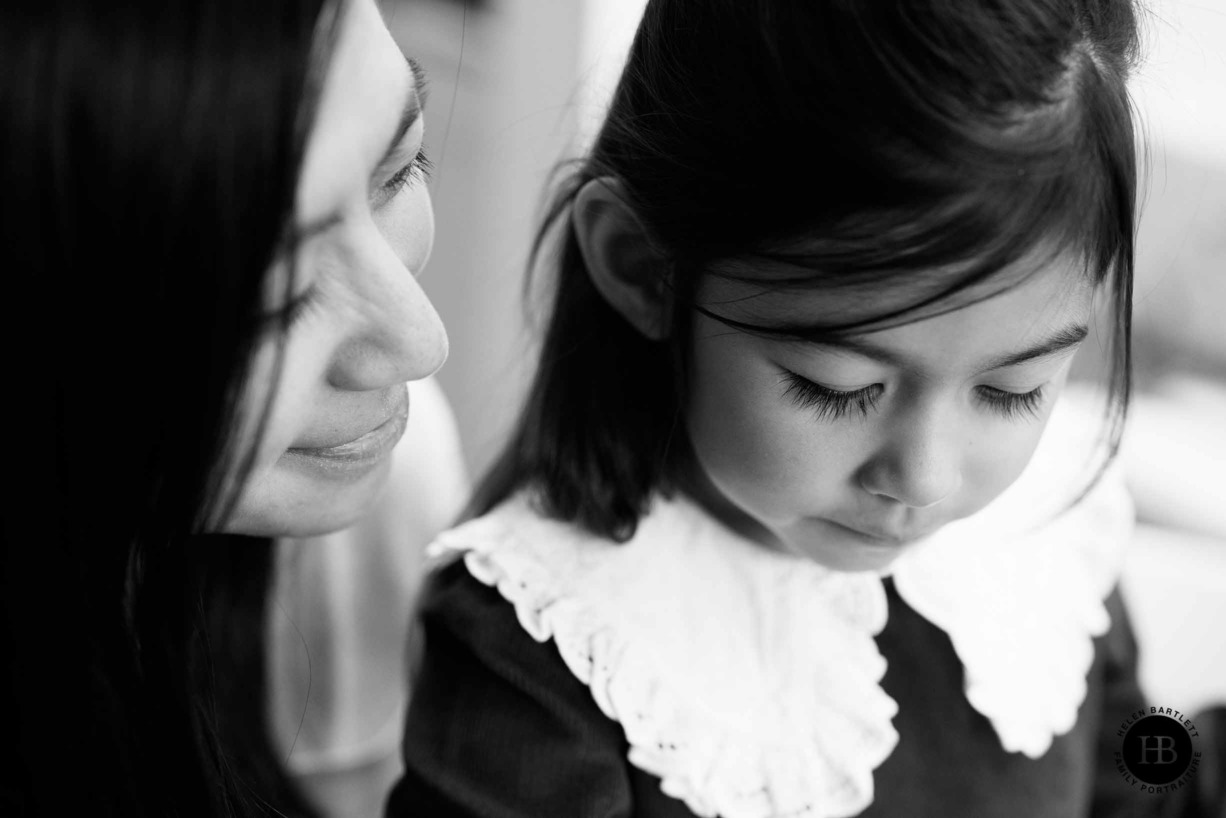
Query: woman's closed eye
xmin=261 ymin=283 xmax=323 ymax=333
xmin=372 ymin=146 xmax=432 ymax=208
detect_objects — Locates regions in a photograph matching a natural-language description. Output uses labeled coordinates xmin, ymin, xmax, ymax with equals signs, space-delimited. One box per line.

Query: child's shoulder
xmin=415 ymin=553 xmax=591 ymax=703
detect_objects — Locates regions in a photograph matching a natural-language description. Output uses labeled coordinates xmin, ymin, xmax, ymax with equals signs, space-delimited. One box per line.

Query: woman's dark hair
xmin=475 ymin=0 xmax=1141 ymax=540
xmin=1 ymin=0 xmax=339 ymax=814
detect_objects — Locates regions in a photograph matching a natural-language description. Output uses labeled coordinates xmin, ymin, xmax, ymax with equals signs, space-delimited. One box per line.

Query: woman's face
xmin=684 ymin=256 xmax=1096 ymax=573
xmin=224 ymin=0 xmax=446 ymax=537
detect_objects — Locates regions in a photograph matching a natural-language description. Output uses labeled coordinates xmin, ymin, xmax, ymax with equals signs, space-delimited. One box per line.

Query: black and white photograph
xmin=4 ymin=1 xmax=1224 ymax=816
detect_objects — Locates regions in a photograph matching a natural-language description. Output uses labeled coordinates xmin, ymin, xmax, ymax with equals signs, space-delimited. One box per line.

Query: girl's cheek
xmin=688 ymin=350 xmax=851 ymax=510
xmin=688 ymin=341 xmax=780 ymax=468
xmin=718 ymin=397 xmax=804 ymax=490
xmin=963 ymin=417 xmax=1048 ymax=508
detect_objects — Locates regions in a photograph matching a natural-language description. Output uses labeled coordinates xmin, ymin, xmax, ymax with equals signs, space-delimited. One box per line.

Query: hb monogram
xmin=1136 ymin=735 xmax=1178 ymax=765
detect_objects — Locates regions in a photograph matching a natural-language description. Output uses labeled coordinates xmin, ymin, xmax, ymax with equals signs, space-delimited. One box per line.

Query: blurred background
xmin=383 ymin=0 xmax=1226 ymax=710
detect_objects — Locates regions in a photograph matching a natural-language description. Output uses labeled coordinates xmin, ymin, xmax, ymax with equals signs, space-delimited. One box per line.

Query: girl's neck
xmin=667 ymin=437 xmax=790 ymax=554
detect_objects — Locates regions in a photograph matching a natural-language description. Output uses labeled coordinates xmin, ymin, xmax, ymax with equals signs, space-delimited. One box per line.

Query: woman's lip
xmin=288 ymin=386 xmax=409 ymax=451
xmin=287 ymin=409 xmax=407 ymax=462
xmin=284 ymin=390 xmax=410 ymax=471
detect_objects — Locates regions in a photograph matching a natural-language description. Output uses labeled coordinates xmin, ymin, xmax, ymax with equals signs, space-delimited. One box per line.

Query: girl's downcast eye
xmin=976 ymin=385 xmax=1046 ymax=420
xmin=781 ymin=371 xmax=883 ymax=420
xmin=781 ymin=371 xmax=1048 ymax=423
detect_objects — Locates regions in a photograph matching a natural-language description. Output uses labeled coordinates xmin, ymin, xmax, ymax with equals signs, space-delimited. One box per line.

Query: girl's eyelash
xmin=381 ymin=146 xmax=433 ymax=198
xmin=781 ymin=371 xmax=882 ymax=421
xmin=781 ymin=371 xmax=1048 ymax=422
xmin=976 ymin=385 xmax=1045 ymax=419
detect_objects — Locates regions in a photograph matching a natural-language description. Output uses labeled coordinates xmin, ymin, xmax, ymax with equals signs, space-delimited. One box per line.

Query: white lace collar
xmin=887 ymin=399 xmax=1132 ymax=759
xmin=428 ymin=398 xmax=1132 ymax=818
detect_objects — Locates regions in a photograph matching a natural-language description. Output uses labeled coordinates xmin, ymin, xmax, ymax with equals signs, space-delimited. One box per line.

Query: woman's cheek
xmin=374 ymin=184 xmax=434 ymax=273
xmin=239 ymin=319 xmax=335 ymax=479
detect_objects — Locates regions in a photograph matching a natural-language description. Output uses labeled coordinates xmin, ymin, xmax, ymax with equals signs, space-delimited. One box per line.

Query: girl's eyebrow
xmin=979 ymin=323 xmax=1088 ymax=370
xmin=797 ymin=322 xmax=1089 ymax=372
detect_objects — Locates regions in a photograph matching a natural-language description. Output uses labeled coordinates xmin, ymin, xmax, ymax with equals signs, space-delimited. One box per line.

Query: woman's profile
xmin=2 ymin=0 xmax=455 ymax=814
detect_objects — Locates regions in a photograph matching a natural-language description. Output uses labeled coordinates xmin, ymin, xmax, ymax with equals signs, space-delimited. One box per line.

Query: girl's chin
xmin=780 ymin=519 xmax=926 ymax=574
xmin=792 ymin=542 xmax=910 ymax=574
xmin=219 ymin=456 xmax=394 ymax=539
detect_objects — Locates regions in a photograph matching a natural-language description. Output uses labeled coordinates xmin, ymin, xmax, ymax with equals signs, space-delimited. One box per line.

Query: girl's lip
xmin=825 ymin=519 xmax=925 ymax=546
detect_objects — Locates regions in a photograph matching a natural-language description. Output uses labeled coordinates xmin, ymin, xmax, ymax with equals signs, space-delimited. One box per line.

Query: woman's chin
xmin=219 ymin=455 xmax=394 ymax=538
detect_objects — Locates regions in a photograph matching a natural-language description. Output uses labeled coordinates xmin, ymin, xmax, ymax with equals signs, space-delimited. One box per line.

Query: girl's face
xmin=684 ymin=257 xmax=1095 ymax=572
xmin=223 ymin=0 xmax=446 ymax=537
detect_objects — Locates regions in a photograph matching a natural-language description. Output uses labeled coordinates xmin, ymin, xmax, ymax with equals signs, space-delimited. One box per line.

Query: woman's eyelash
xmin=264 ymin=149 xmax=433 ymax=332
xmin=264 ymin=283 xmax=322 ymax=332
xmin=781 ymin=371 xmax=882 ymax=420
xmin=381 ymin=147 xmax=433 ymax=197
xmin=976 ymin=385 xmax=1045 ymax=419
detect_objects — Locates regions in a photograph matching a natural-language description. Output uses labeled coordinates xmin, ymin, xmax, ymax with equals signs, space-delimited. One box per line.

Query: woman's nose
xmin=326 ymin=227 xmax=448 ymax=392
xmin=858 ymin=404 xmax=962 ymax=509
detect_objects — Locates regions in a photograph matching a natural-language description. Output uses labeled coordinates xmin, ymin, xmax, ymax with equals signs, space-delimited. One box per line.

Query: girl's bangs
xmin=700 ymin=83 xmax=1134 ymax=339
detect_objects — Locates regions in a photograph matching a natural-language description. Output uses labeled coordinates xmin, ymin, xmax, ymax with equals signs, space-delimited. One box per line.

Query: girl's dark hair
xmin=1 ymin=0 xmax=338 ymax=814
xmin=475 ymin=0 xmax=1141 ymax=540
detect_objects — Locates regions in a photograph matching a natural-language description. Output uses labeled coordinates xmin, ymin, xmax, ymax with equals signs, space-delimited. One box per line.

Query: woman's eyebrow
xmin=377 ymin=57 xmax=428 ymax=168
xmin=292 ymin=212 xmax=345 ymax=243
xmin=294 ymin=59 xmax=429 ymax=239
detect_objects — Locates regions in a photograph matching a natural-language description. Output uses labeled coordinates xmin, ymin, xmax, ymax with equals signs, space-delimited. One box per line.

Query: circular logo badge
xmin=1115 ymin=707 xmax=1202 ymax=795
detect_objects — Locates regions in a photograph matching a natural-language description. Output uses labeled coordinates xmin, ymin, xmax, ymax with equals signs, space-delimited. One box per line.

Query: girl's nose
xmin=858 ymin=405 xmax=962 ymax=510
xmin=326 ymin=229 xmax=447 ymax=393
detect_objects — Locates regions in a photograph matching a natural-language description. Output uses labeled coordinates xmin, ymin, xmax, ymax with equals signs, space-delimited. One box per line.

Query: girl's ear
xmin=572 ymin=176 xmax=672 ymax=340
